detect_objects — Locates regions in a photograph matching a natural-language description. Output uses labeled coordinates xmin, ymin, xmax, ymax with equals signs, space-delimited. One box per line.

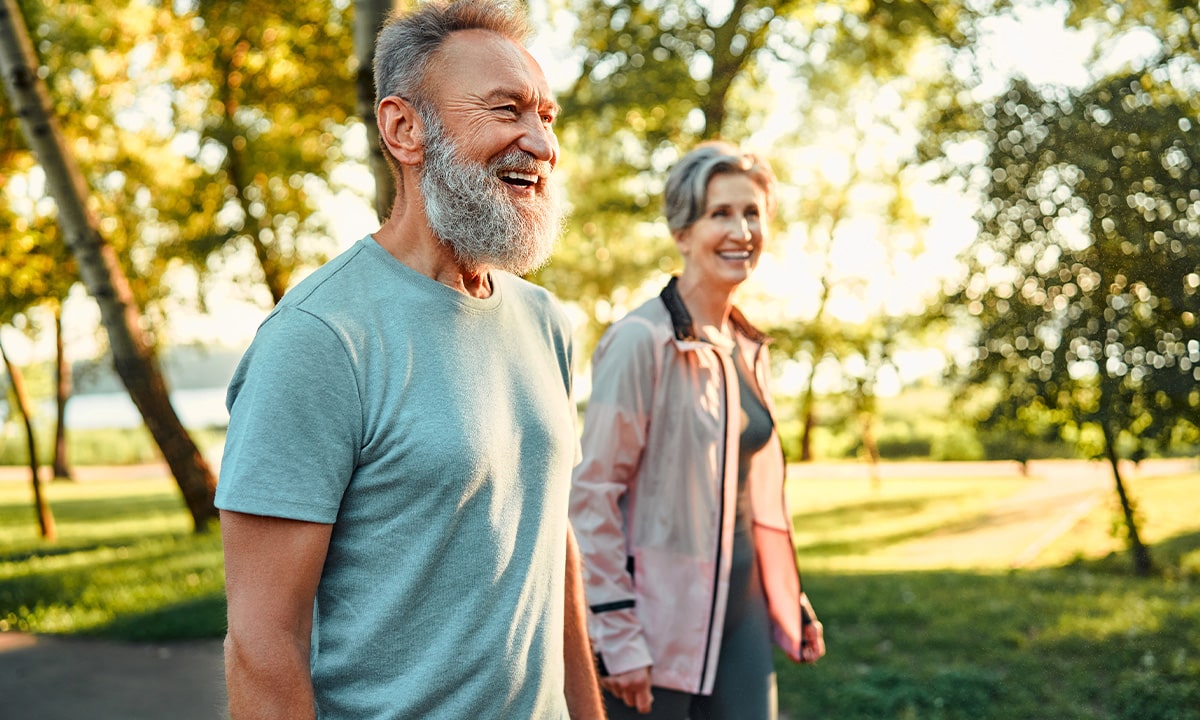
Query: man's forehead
xmin=436 ymin=30 xmax=553 ymax=99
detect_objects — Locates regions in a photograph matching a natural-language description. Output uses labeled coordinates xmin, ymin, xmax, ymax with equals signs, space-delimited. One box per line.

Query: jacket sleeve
xmin=569 ymin=318 xmax=658 ymax=677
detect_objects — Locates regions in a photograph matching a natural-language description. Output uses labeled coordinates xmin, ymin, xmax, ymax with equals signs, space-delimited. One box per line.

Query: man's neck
xmin=372 ymin=200 xmax=495 ymax=299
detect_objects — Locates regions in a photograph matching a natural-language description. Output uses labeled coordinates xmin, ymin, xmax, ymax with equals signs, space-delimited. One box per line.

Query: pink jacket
xmin=569 ymin=278 xmax=805 ymax=695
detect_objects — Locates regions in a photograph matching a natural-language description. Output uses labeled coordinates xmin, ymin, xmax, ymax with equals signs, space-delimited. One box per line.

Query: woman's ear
xmin=378 ymin=96 xmax=424 ymax=167
xmin=672 ymin=228 xmax=691 ymax=257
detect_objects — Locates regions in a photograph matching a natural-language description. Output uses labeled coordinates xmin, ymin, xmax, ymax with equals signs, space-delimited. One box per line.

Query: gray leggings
xmin=603 ymin=531 xmax=777 ymax=720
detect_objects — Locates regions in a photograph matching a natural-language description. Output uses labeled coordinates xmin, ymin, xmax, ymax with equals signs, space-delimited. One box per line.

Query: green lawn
xmin=1 ymin=464 xmax=1198 ymax=719
xmin=778 ymin=467 xmax=1200 ymax=720
xmin=0 ymin=476 xmax=225 ymax=640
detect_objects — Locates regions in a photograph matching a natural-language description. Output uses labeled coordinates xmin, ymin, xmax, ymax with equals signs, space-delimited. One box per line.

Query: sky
xmin=2 ymin=1 xmax=1158 ymax=398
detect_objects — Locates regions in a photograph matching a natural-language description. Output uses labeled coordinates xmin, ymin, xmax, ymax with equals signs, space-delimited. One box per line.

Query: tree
xmin=157 ymin=0 xmax=358 ymax=305
xmin=49 ymin=305 xmax=72 ymax=480
xmin=542 ymin=1 xmax=999 ymax=457
xmin=1 ymin=31 xmax=79 ymax=481
xmin=943 ymin=55 xmax=1199 ymax=574
xmin=0 ymin=332 xmax=57 ymax=540
xmin=353 ymin=0 xmax=404 ymax=221
xmin=0 ymin=0 xmax=218 ymax=532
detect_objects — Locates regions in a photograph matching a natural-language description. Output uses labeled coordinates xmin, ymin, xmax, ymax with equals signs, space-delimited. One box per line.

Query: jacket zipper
xmin=696 ymin=345 xmax=730 ymax=693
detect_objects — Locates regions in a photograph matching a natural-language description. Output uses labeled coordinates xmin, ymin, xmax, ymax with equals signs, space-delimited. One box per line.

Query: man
xmin=216 ymin=1 xmax=605 ymax=718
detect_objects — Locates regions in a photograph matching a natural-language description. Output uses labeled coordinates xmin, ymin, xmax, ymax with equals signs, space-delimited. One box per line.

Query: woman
xmin=570 ymin=141 xmax=825 ymax=720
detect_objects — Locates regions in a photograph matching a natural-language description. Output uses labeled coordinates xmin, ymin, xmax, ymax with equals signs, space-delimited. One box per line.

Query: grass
xmin=0 ymin=476 xmax=225 ymax=640
xmin=777 ymin=465 xmax=1200 ymax=720
xmin=1 ymin=462 xmax=1198 ymax=719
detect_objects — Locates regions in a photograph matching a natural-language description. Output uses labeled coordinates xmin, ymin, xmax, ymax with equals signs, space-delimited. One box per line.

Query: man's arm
xmin=563 ymin=525 xmax=606 ymax=719
xmin=221 ymin=510 xmax=333 ymax=720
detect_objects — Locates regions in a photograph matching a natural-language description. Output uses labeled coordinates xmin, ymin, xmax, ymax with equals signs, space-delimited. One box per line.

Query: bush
xmin=0 ymin=426 xmax=226 ymax=467
xmin=1113 ymin=670 xmax=1200 ymax=720
xmin=931 ymin=426 xmax=985 ymax=461
xmin=876 ymin=436 xmax=934 ymax=459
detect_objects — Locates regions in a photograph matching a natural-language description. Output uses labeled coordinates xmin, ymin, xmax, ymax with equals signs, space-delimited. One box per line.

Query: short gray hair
xmin=373 ymin=0 xmax=530 ymax=111
xmin=663 ymin=141 xmax=778 ymax=233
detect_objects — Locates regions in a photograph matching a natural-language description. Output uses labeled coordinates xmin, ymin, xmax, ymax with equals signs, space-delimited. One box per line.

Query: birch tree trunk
xmin=0 ymin=0 xmax=217 ymax=531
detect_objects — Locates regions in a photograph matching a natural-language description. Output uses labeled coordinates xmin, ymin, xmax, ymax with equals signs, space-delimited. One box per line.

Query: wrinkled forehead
xmin=426 ymin=29 xmax=556 ymax=108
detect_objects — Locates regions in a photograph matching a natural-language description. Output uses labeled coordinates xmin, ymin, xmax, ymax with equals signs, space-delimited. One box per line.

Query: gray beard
xmin=419 ymin=115 xmax=562 ymax=276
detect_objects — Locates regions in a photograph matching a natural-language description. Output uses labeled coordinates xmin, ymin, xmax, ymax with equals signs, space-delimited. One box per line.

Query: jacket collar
xmin=659 ymin=276 xmax=771 ymax=345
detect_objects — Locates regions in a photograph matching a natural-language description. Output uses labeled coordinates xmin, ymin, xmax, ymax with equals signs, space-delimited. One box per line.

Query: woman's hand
xmin=600 ymin=666 xmax=654 ymax=714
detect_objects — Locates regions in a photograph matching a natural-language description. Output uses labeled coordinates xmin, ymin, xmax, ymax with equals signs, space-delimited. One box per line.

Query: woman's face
xmin=676 ymin=172 xmax=768 ymax=291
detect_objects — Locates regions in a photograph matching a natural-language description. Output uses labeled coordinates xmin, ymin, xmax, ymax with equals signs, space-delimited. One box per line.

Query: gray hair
xmin=663 ymin=141 xmax=778 ymax=234
xmin=373 ymin=0 xmax=530 ymax=112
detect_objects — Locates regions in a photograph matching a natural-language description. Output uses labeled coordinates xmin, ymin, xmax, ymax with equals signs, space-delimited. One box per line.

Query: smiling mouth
xmin=500 ymin=171 xmax=541 ymax=189
xmin=718 ymin=250 xmax=752 ymax=260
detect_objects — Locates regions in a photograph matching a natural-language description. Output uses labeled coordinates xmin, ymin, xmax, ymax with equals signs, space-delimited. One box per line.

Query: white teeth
xmin=719 ymin=251 xmax=751 ymax=260
xmin=501 ymin=172 xmax=539 ymax=184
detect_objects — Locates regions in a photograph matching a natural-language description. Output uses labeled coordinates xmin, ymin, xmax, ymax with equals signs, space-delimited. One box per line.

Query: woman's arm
xmin=569 ymin=320 xmax=659 ymax=682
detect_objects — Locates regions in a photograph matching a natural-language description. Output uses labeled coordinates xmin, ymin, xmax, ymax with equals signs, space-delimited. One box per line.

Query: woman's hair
xmin=663 ymin=141 xmax=778 ymax=233
xmin=373 ymin=0 xmax=529 ymax=112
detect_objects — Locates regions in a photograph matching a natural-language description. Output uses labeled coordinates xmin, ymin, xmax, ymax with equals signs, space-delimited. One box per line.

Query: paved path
xmin=0 ymin=632 xmax=226 ymax=720
xmin=1 ymin=458 xmax=1196 ymax=718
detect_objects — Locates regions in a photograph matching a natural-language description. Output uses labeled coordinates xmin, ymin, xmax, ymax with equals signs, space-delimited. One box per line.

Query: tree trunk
xmin=859 ymin=411 xmax=881 ymax=488
xmin=354 ymin=0 xmax=399 ymax=221
xmin=0 ymin=336 xmax=57 ymax=541
xmin=52 ymin=305 xmax=73 ymax=482
xmin=1100 ymin=420 xmax=1154 ymax=576
xmin=799 ymin=404 xmax=815 ymax=462
xmin=0 ymin=0 xmax=217 ymax=532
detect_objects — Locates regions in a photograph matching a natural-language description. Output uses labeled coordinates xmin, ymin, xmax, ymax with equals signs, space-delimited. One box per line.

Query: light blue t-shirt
xmin=216 ymin=235 xmax=577 ymax=719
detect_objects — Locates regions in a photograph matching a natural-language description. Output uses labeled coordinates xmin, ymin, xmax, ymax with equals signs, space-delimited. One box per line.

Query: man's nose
xmin=517 ymin=114 xmax=557 ymax=165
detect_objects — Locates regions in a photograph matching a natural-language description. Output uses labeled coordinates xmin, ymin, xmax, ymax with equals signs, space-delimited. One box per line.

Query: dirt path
xmin=790 ymin=457 xmax=1197 ymax=569
xmin=882 ymin=459 xmax=1114 ymax=569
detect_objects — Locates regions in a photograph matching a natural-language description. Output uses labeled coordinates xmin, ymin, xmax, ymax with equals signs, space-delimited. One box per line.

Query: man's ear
xmin=378 ymin=96 xmax=424 ymax=166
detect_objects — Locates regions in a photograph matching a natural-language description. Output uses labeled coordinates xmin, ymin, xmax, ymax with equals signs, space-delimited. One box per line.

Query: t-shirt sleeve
xmin=215 ymin=306 xmax=363 ymax=523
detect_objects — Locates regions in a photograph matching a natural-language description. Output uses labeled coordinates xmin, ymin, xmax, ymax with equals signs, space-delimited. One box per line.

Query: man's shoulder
xmin=496 ymin=272 xmax=570 ymax=323
xmin=496 ymin=271 xmax=556 ymax=304
xmin=274 ymin=237 xmax=378 ymax=311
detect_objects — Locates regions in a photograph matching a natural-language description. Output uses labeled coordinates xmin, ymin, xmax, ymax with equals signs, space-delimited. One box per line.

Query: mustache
xmin=489 ymin=150 xmax=552 ymax=179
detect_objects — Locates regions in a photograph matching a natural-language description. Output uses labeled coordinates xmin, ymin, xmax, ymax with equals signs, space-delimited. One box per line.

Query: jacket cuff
xmin=591 ymin=607 xmax=654 ymax=677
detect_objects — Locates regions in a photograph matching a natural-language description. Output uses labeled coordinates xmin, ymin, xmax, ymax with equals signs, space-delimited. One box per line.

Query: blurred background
xmin=2 ymin=2 xmax=1199 ymax=717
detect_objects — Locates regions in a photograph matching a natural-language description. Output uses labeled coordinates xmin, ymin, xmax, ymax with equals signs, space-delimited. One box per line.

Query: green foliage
xmin=943 ymin=2 xmax=1200 ymax=462
xmin=540 ymin=1 xmax=993 ymax=362
xmin=168 ymin=0 xmax=358 ymax=302
xmin=1 ymin=0 xmax=358 ymax=340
